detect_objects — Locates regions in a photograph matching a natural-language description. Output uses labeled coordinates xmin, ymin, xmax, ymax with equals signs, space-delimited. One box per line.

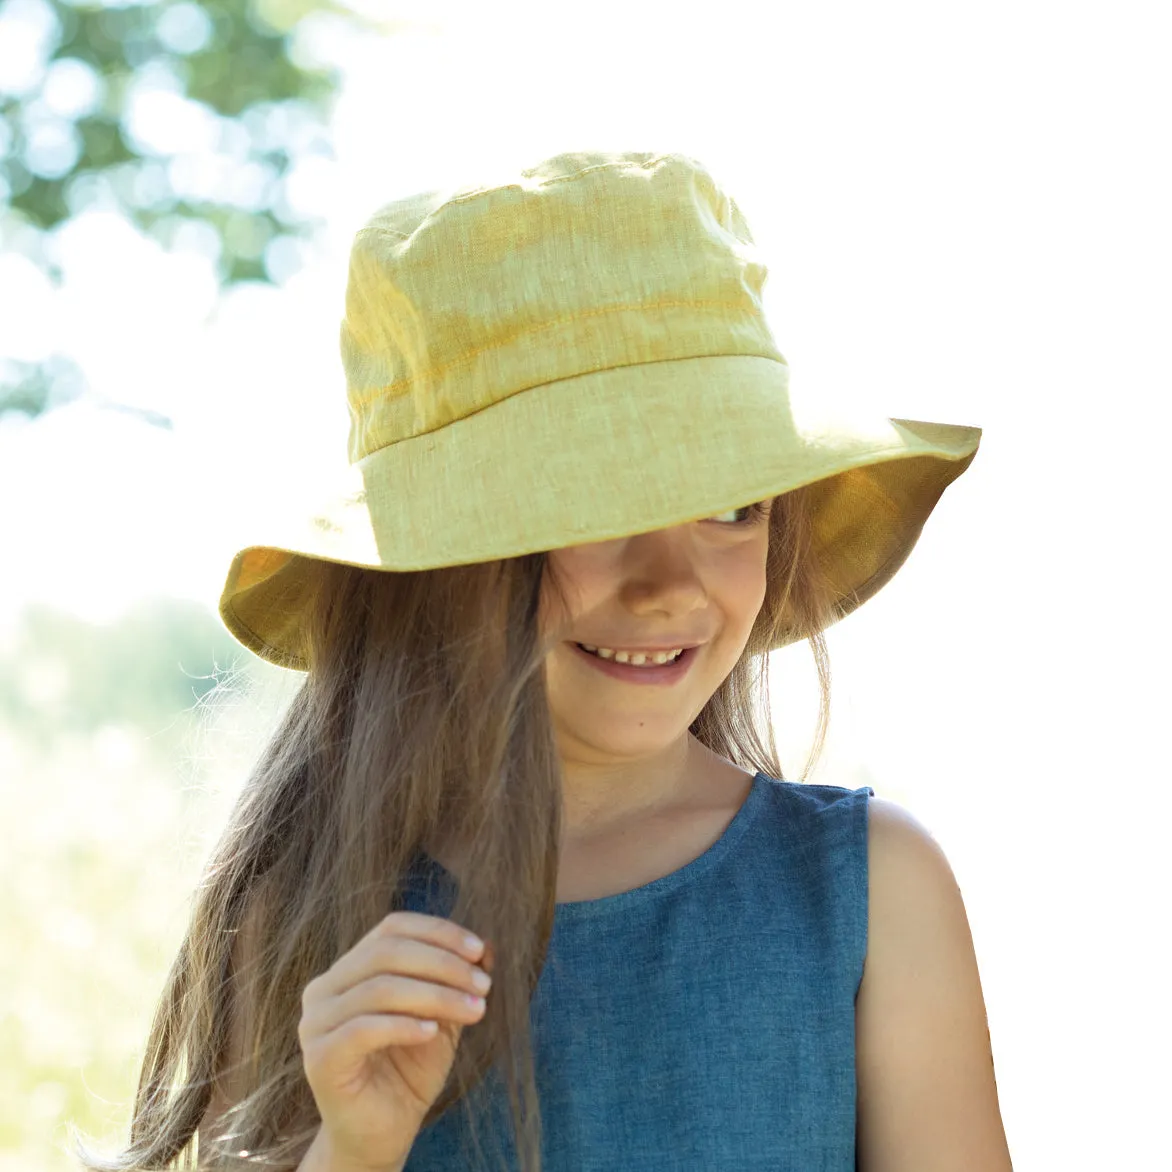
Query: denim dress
xmin=401 ymin=772 xmax=873 ymax=1172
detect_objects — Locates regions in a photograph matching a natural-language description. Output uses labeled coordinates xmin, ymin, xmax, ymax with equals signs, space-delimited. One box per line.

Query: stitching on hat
xmin=357 ymin=154 xmax=686 ymax=243
xmin=520 ymin=151 xmax=679 ymax=180
xmin=442 ymin=152 xmax=680 ymax=206
xmin=359 ymin=226 xmax=411 ymax=241
xmin=347 ymin=297 xmax=774 ymax=408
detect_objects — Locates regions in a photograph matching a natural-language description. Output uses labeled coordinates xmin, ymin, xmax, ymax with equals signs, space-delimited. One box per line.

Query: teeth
xmin=580 ymin=644 xmax=685 ymax=665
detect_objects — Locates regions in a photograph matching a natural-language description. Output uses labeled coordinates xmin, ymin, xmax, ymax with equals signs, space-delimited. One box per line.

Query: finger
xmin=306 ymin=972 xmax=488 ymax=1037
xmin=308 ymin=935 xmax=489 ymax=1014
xmin=302 ymin=1012 xmax=443 ymax=1071
xmin=309 ymin=912 xmax=484 ymax=998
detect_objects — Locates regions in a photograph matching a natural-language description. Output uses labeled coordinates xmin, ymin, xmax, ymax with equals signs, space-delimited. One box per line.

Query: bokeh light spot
xmin=22 ymin=118 xmax=82 ymax=179
xmin=39 ymin=56 xmax=105 ymax=121
xmin=262 ymin=232 xmax=307 ymax=284
xmin=155 ymin=1 xmax=215 ymax=56
xmin=0 ymin=0 xmax=59 ymax=98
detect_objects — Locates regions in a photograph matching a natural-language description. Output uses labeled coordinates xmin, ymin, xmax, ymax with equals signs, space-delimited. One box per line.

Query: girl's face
xmin=539 ymin=500 xmax=774 ymax=765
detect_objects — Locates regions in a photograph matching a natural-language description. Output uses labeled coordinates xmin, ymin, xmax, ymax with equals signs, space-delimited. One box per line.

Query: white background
xmin=2 ymin=1 xmax=1169 ymax=1165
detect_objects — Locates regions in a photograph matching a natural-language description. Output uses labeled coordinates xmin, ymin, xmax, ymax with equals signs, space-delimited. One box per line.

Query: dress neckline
xmin=416 ymin=770 xmax=772 ymax=920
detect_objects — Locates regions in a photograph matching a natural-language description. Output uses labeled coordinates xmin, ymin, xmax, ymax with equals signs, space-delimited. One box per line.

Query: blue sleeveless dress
xmin=401 ymin=771 xmax=873 ymax=1172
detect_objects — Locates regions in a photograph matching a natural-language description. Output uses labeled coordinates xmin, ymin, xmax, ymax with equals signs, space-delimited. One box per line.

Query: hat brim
xmin=219 ymin=354 xmax=979 ymax=670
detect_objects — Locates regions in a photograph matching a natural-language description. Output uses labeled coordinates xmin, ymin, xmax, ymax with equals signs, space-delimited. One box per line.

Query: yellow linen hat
xmin=218 ymin=149 xmax=980 ymax=672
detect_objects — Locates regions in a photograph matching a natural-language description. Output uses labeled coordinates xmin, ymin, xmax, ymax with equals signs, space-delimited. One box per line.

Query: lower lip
xmin=568 ymin=642 xmax=698 ymax=685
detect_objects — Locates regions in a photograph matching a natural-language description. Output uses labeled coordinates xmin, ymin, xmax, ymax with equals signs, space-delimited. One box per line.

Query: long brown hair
xmin=73 ymin=484 xmax=844 ymax=1172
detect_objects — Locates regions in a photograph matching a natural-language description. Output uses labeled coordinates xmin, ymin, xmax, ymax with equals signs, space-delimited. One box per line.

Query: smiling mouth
xmin=566 ymin=640 xmax=698 ymax=683
xmin=574 ymin=643 xmax=686 ymax=665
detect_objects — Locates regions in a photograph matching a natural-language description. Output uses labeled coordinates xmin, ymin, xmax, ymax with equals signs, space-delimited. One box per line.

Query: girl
xmin=77 ymin=149 xmax=1011 ymax=1172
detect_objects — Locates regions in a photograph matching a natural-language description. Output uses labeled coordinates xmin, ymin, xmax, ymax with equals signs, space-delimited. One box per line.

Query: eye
xmin=706 ymin=501 xmax=771 ymax=527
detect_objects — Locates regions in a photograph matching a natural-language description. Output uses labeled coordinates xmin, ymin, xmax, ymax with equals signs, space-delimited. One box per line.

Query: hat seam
xmin=348 ymin=301 xmax=780 ymax=408
xmin=409 ymin=152 xmax=683 ymax=217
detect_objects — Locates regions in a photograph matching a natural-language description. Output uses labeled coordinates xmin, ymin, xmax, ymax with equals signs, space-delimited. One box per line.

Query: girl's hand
xmin=297 ymin=911 xmax=494 ymax=1172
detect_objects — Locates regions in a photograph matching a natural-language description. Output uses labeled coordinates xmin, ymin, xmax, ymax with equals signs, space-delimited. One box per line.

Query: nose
xmin=620 ymin=526 xmax=709 ymax=613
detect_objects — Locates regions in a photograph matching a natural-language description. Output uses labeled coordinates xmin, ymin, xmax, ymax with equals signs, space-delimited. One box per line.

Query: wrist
xmin=298 ymin=1127 xmax=407 ymax=1172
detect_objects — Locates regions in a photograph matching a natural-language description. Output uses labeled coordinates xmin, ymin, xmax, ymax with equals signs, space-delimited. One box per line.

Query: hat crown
xmin=339 ymin=150 xmax=787 ymax=464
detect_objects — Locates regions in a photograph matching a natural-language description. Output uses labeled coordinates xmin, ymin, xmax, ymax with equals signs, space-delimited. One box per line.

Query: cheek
xmin=715 ymin=570 xmax=769 ymax=656
xmin=540 ymin=549 xmax=607 ymax=632
xmin=748 ymin=562 xmax=770 ymax=615
xmin=725 ymin=545 xmax=769 ymax=618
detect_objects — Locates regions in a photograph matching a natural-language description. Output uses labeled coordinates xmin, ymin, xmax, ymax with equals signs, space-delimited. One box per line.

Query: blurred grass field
xmin=0 ymin=598 xmax=300 ymax=1171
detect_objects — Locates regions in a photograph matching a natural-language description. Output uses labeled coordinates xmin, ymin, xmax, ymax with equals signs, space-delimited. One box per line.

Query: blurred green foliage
xmin=0 ymin=0 xmax=378 ymax=420
xmin=0 ymin=596 xmax=269 ymax=756
xmin=0 ymin=596 xmax=300 ymax=1169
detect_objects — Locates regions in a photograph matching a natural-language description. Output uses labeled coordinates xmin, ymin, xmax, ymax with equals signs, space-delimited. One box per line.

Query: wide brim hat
xmin=218 ymin=150 xmax=980 ymax=672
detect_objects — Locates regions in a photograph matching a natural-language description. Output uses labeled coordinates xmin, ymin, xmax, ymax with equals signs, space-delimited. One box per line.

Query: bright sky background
xmin=2 ymin=0 xmax=1170 ymax=1166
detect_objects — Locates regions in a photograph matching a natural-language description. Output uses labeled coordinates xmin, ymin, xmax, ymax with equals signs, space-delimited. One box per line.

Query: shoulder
xmin=857 ymin=796 xmax=1013 ymax=1172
